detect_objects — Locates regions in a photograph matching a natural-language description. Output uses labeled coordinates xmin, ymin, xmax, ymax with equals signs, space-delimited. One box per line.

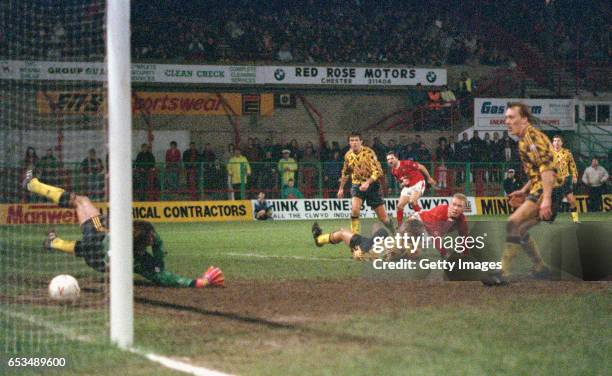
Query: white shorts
xmin=400 ymin=180 xmax=425 ymax=197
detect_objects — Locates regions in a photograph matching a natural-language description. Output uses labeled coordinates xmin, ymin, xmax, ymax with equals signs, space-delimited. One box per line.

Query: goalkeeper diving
xmin=23 ymin=170 xmax=224 ymax=288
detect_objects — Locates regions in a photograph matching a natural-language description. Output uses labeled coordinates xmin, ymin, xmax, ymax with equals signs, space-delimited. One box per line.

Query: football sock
xmin=350 ymin=216 xmax=360 ymax=234
xmin=521 ymin=235 xmax=546 ymax=272
xmin=501 ymin=237 xmax=522 ymax=276
xmin=316 ymin=233 xmax=332 ymax=245
xmin=412 ymin=201 xmax=421 ymax=212
xmin=51 ymin=238 xmax=76 ymax=255
xmin=397 ymin=209 xmax=404 ymax=224
xmin=570 ymin=207 xmax=579 ymax=223
xmin=27 ymin=178 xmax=65 ymax=204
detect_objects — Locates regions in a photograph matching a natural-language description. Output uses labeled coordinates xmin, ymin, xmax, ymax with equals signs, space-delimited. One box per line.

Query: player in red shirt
xmin=311 ymin=193 xmax=469 ymax=261
xmin=386 ymin=151 xmax=436 ymax=225
xmin=404 ymin=193 xmax=469 ymax=257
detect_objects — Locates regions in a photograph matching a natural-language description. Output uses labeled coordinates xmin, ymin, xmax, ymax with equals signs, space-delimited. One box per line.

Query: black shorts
xmin=526 ymin=187 xmax=563 ymax=223
xmin=350 ymin=181 xmax=384 ymax=209
xmin=559 ymin=176 xmax=574 ymax=196
xmin=349 ymin=227 xmax=389 ymax=253
xmin=75 ymin=215 xmax=108 ymax=272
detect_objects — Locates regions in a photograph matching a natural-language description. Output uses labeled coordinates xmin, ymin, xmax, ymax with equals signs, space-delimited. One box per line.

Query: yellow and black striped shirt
xmin=341 ymin=146 xmax=384 ymax=184
xmin=552 ymin=147 xmax=578 ymax=180
xmin=518 ymin=125 xmax=563 ymax=194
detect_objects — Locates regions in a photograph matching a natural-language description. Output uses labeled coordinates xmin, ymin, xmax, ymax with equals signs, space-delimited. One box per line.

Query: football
xmin=48 ymin=275 xmax=80 ymax=302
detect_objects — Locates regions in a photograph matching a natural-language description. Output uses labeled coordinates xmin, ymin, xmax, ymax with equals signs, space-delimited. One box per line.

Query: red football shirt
xmin=418 ymin=204 xmax=468 ymax=237
xmin=416 ymin=204 xmax=469 ymax=257
xmin=391 ymin=160 xmax=424 ymax=187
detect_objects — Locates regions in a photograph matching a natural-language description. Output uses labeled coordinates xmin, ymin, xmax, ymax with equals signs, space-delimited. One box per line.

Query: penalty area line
xmin=0 ymin=307 xmax=233 ymax=376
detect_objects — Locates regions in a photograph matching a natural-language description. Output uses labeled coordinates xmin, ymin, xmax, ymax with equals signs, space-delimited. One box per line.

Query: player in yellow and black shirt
xmin=326 ymin=131 xmax=393 ymax=236
xmin=483 ymin=102 xmax=563 ymax=286
xmin=552 ymin=135 xmax=580 ymax=223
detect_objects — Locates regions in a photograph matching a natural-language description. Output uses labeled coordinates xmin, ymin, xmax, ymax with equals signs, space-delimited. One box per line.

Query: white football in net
xmin=48 ymin=275 xmax=80 ymax=302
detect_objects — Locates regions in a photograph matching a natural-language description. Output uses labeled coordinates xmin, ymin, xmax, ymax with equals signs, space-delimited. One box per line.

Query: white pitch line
xmin=128 ymin=348 xmax=234 ymax=376
xmin=225 ymin=252 xmax=352 ymax=262
xmin=0 ymin=307 xmax=233 ymax=376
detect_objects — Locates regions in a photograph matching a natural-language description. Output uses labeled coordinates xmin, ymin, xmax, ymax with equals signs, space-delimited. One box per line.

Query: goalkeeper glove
xmin=195 ymin=266 xmax=225 ymax=288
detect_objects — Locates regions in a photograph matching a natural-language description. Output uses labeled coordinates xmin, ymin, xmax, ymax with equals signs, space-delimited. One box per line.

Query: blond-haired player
xmin=482 ymin=103 xmax=563 ymax=286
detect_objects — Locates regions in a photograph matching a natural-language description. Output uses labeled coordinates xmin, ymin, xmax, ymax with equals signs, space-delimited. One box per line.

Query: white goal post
xmin=107 ymin=0 xmax=134 ymax=349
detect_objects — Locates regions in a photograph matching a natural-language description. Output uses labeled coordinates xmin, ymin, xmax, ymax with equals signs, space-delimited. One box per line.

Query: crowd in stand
xmin=13 ymin=134 xmax=610 ymax=209
xmin=128 ymin=131 xmax=523 ymax=200
xmin=1 ymin=1 xmax=608 ymax=71
xmin=130 ymin=1 xmax=511 ymax=66
xmin=485 ymin=0 xmax=611 ymax=64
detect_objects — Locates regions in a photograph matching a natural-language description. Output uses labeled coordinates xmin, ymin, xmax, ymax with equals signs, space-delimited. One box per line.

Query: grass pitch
xmin=1 ymin=214 xmax=611 ymax=375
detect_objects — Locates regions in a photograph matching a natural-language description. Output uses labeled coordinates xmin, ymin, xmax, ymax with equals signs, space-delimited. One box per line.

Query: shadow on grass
xmin=135 ymin=295 xmax=394 ymax=346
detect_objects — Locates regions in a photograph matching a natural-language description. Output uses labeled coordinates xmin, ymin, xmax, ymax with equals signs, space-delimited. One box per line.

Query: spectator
xmin=262 ymin=138 xmax=276 ymax=159
xmin=260 ymin=150 xmax=278 ymax=194
xmin=414 ymin=142 xmax=432 ymax=162
xmin=491 ymin=132 xmax=505 ymax=161
xmin=37 ymin=148 xmax=60 ymax=186
xmin=277 ymin=42 xmax=293 ymax=62
xmin=288 ymin=139 xmax=302 ymax=161
xmin=254 ymin=192 xmax=273 ymax=220
xmin=470 ymin=131 xmax=486 ymax=162
xmin=502 ymin=133 xmax=517 ymax=163
xmin=319 ymin=141 xmax=331 ymax=162
xmin=183 ymin=142 xmax=200 ymax=198
xmin=278 ymin=149 xmax=298 ymax=187
xmin=440 ymin=84 xmax=456 ymax=105
xmin=301 ymin=143 xmax=319 ymax=197
xmin=398 ymin=135 xmax=409 ymax=156
xmin=411 ymin=135 xmax=423 ymax=151
xmin=200 ymin=143 xmax=217 ymax=194
xmin=165 ymin=141 xmax=181 ymax=194
xmin=427 ymin=87 xmax=442 ymax=110
xmin=281 ymin=178 xmax=303 ymax=199
xmin=434 ymin=160 xmax=449 ymax=190
xmin=134 ymin=144 xmax=156 ymax=201
xmin=407 ymin=83 xmax=428 ymax=108
xmin=503 ymin=169 xmax=522 ymax=195
xmin=372 ymin=137 xmax=387 ymax=163
xmin=582 ymin=158 xmax=609 ymax=212
xmin=227 ymin=148 xmax=251 ymax=200
xmin=400 ymin=143 xmax=416 ymax=161
xmin=434 ymin=137 xmax=453 ymax=162
xmin=243 ymin=138 xmax=262 ymax=190
xmin=82 ymin=148 xmax=104 ymax=200
xmin=457 ymin=71 xmax=474 ymax=97
xmin=24 ymin=146 xmax=38 ymax=170
xmin=330 ymin=141 xmax=342 ymax=158
xmin=384 ymin=139 xmax=397 ymax=158
xmin=323 ymin=150 xmax=343 ymax=197
xmin=455 ymin=132 xmax=472 ymax=161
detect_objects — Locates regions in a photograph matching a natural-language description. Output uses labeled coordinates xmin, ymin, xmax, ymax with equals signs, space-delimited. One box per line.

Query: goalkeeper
xmin=23 ymin=170 xmax=224 ymax=288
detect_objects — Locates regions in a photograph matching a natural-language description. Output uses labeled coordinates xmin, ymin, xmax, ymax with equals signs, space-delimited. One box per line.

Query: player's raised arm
xmin=417 ymin=162 xmax=436 ymax=186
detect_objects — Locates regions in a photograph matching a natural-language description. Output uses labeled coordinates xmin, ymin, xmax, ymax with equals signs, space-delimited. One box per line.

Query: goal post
xmin=107 ymin=0 xmax=134 ymax=349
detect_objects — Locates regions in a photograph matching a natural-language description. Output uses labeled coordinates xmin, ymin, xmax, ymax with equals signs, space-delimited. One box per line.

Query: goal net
xmin=0 ymin=0 xmax=109 ymax=353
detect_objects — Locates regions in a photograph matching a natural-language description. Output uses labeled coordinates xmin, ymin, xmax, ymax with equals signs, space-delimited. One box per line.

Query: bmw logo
xmin=274 ymin=68 xmax=285 ymax=81
xmin=426 ymin=71 xmax=437 ymax=83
